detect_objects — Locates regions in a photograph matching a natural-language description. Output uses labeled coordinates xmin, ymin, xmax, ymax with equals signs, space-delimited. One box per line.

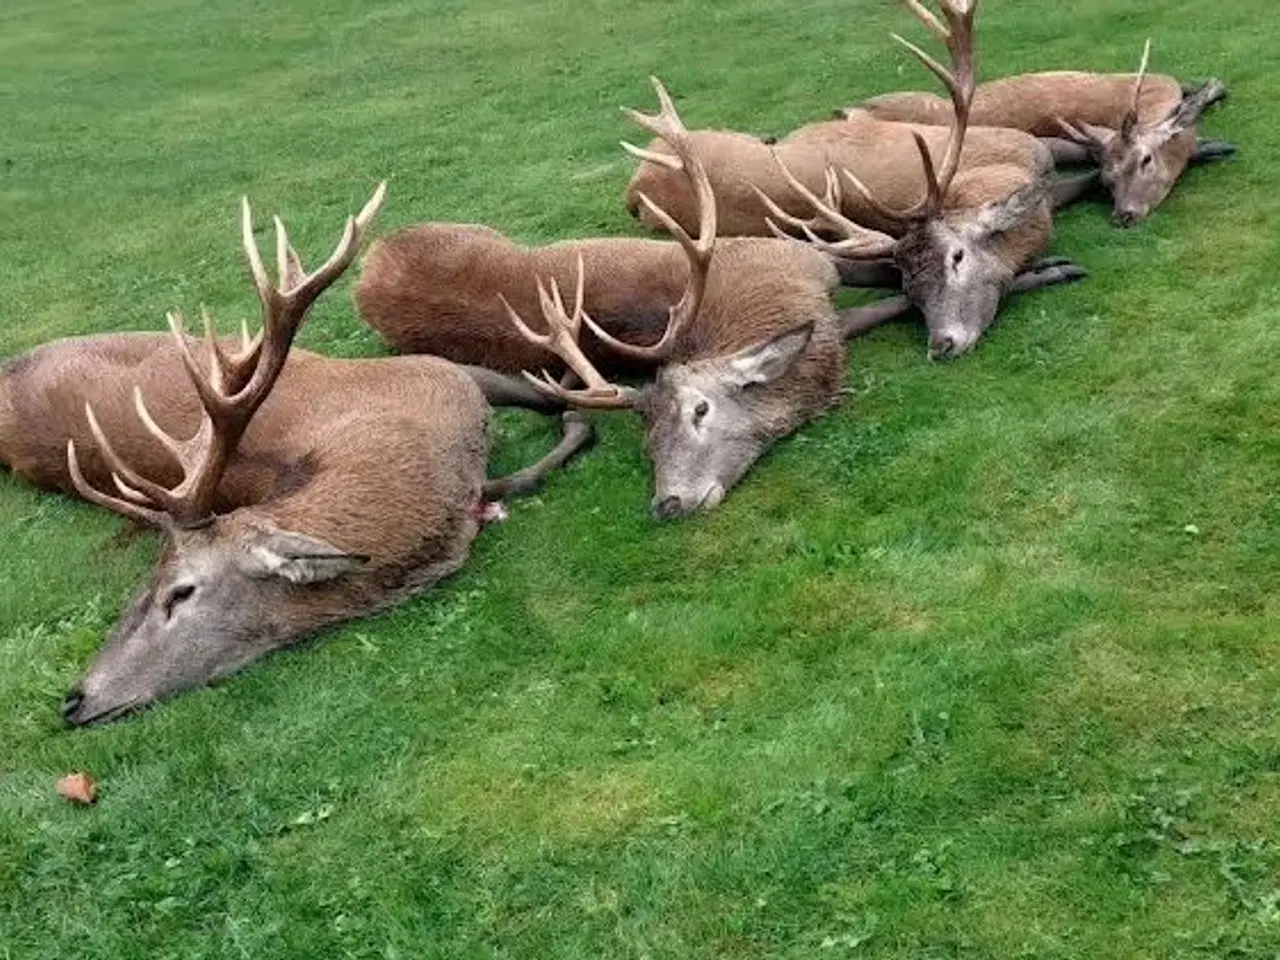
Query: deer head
xmin=1058 ymin=41 xmax=1222 ymax=226
xmin=762 ymin=0 xmax=1048 ymax=360
xmin=503 ymin=79 xmax=823 ymax=520
xmin=60 ymin=185 xmax=385 ymax=725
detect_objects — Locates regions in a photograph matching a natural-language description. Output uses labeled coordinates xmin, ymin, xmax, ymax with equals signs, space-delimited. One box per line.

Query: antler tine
xmin=1123 ymin=38 xmax=1152 ymax=140
xmin=610 ymin=77 xmax=717 ymax=362
xmin=621 ymin=140 xmax=684 ymax=171
xmin=758 ymin=159 xmax=897 ymax=259
xmin=66 ymin=440 xmax=169 ymax=528
xmin=501 ymin=255 xmax=637 ymax=410
xmin=892 ymin=0 xmax=978 ymax=216
xmin=70 ymin=185 xmax=386 ymax=530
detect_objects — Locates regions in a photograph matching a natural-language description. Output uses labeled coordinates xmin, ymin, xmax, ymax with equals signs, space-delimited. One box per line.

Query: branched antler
xmin=499 ymin=254 xmax=638 ymax=410
xmin=68 ymin=183 xmax=387 ymax=528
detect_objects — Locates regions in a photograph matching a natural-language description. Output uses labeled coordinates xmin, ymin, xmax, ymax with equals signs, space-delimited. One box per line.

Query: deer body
xmin=1 ymin=331 xmax=490 ymax=724
xmin=0 ymin=184 xmax=595 ymax=725
xmin=356 ymin=225 xmax=688 ymax=373
xmin=854 ymin=46 xmax=1230 ymax=226
xmin=624 ymin=113 xmax=1052 ymax=237
xmin=860 ymin=71 xmax=1184 ymax=138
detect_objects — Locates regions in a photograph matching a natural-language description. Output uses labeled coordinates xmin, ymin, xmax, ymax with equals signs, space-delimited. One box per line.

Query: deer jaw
xmin=61 ymin=517 xmax=367 ymax=725
xmin=640 ymin=324 xmax=824 ymax=520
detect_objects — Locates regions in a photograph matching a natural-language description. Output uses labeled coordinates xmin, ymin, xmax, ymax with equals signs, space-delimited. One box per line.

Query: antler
xmin=1121 ymin=38 xmax=1153 ymax=142
xmin=854 ymin=0 xmax=978 ymax=224
xmin=68 ymin=182 xmax=387 ymax=528
xmin=755 ymin=163 xmax=897 ymax=259
xmin=591 ymin=76 xmax=716 ymax=362
xmin=499 ymin=254 xmax=637 ymax=410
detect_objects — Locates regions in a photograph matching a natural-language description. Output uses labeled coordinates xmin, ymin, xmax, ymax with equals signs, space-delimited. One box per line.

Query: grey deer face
xmin=61 ymin=521 xmax=366 ymax=725
xmin=893 ymin=184 xmax=1047 ymax=360
xmin=1087 ymin=83 xmax=1224 ymax=227
xmin=638 ymin=325 xmax=814 ymax=520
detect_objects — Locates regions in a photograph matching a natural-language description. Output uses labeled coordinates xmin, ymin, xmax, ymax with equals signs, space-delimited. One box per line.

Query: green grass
xmin=2 ymin=0 xmax=1279 ymax=956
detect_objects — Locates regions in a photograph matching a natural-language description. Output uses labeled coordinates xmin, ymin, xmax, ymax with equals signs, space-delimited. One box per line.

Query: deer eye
xmin=162 ymin=583 xmax=196 ymax=620
xmin=692 ymin=399 xmax=710 ymax=423
xmin=1140 ymin=154 xmax=1154 ymax=168
xmin=951 ymin=249 xmax=965 ymax=267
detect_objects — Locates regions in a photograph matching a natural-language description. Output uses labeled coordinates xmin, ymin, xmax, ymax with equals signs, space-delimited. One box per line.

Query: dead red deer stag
xmin=621 ymin=113 xmax=1056 ymax=239
xmin=852 ymin=38 xmax=1233 ymax=226
xmin=758 ymin=0 xmax=1087 ymax=360
xmin=356 ymin=79 xmax=911 ymax=519
xmin=0 ymin=185 xmax=588 ymax=725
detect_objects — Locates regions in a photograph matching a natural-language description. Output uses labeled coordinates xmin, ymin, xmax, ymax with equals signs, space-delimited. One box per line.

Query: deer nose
xmin=1113 ymin=208 xmax=1140 ymax=228
xmin=61 ymin=687 xmax=85 ymax=725
xmin=652 ymin=495 xmax=686 ymax=521
xmin=626 ymin=196 xmax=642 ymax=219
xmin=929 ymin=335 xmax=957 ymax=360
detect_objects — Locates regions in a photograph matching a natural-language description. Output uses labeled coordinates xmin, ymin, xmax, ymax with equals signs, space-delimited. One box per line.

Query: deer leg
xmin=838 ymin=295 xmax=913 ymax=339
xmin=1180 ymin=79 xmax=1228 ymax=108
xmin=481 ymin=412 xmax=595 ymax=500
xmin=460 ymin=365 xmax=565 ymax=413
xmin=1040 ymin=137 xmax=1093 ymax=166
xmin=1051 ymin=171 xmax=1102 ymax=210
xmin=833 ymin=257 xmax=902 ymax=289
xmin=1008 ymin=260 xmax=1088 ymax=296
xmin=1191 ymin=138 xmax=1238 ymax=165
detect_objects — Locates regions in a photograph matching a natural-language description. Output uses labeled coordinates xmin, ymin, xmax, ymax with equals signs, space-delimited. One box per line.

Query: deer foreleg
xmin=481 ymin=412 xmax=596 ymax=500
xmin=1191 ymin=138 xmax=1238 ymax=165
xmin=1040 ymin=137 xmax=1093 ymax=166
xmin=1007 ymin=259 xmax=1088 ymax=297
xmin=460 ymin=365 xmax=565 ymax=413
xmin=1051 ymin=171 xmax=1102 ymax=210
xmin=833 ymin=257 xmax=902 ymax=289
xmin=838 ymin=295 xmax=913 ymax=339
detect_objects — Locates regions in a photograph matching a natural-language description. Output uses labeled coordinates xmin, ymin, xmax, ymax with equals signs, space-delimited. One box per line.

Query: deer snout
xmin=61 ymin=687 xmax=85 ymax=726
xmin=928 ymin=334 xmax=960 ymax=361
xmin=652 ymin=495 xmax=687 ymax=521
xmin=625 ymin=195 xmax=642 ymax=219
xmin=1112 ymin=207 xmax=1143 ymax=228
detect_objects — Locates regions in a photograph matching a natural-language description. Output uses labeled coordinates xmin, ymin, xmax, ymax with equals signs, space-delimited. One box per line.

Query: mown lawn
xmin=1 ymin=0 xmax=1278 ymax=956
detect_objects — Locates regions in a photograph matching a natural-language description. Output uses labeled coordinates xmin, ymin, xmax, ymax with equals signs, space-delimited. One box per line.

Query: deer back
xmin=622 ymin=117 xmax=1051 ymax=239
xmin=2 ymin=334 xmax=490 ymax=571
xmin=355 ymin=224 xmax=689 ymax=374
xmin=861 ymin=70 xmax=1184 ymax=136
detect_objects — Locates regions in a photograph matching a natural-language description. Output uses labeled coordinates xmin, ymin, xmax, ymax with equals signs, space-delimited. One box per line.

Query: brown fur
xmin=355 ymin=225 xmax=687 ymax=373
xmin=859 ymin=71 xmax=1185 ymax=137
xmin=354 ymin=223 xmax=844 ymax=382
xmin=622 ymin=114 xmax=1052 ymax=238
xmin=0 ymin=333 xmax=489 ymax=616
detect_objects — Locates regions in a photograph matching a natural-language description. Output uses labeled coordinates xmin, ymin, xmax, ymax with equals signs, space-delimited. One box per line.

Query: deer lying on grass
xmin=758 ymin=0 xmax=1087 ymax=360
xmin=357 ymin=79 xmax=912 ymax=520
xmin=0 ymin=185 xmax=588 ymax=725
xmin=621 ymin=114 xmax=1054 ymax=238
xmin=851 ymin=39 xmax=1233 ymax=226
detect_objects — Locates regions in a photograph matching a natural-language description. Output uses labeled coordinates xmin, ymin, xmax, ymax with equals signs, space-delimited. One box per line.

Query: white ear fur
xmin=726 ymin=324 xmax=814 ymax=385
xmin=240 ymin=529 xmax=368 ymax=584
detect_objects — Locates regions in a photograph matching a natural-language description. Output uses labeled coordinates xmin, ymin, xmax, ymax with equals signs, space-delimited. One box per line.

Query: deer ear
xmin=240 ymin=529 xmax=369 ymax=584
xmin=1159 ymin=79 xmax=1227 ymax=137
xmin=726 ymin=323 xmax=814 ymax=385
xmin=967 ymin=180 xmax=1048 ymax=239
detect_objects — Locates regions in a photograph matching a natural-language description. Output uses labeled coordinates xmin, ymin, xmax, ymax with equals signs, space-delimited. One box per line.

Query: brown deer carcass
xmin=0 ymin=185 xmax=586 ymax=725
xmin=759 ymin=0 xmax=1087 ymax=360
xmin=356 ymin=79 xmax=912 ymax=520
xmin=852 ymin=39 xmax=1233 ymax=226
xmin=622 ymin=104 xmax=1055 ymax=239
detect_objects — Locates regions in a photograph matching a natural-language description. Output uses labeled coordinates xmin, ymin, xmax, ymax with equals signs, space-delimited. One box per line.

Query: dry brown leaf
xmin=55 ymin=772 xmax=98 ymax=805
